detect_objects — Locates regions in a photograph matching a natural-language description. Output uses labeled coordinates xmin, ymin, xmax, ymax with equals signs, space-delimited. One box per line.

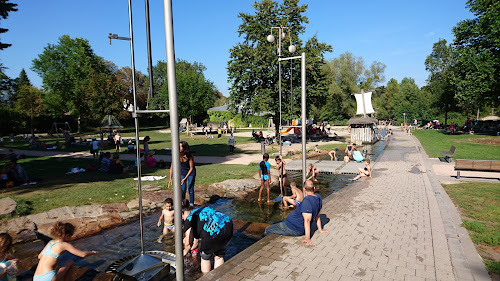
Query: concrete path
xmin=199 ymin=129 xmax=490 ymax=281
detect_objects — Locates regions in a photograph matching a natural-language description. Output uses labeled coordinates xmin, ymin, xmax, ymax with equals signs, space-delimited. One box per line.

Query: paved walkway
xmin=199 ymin=130 xmax=490 ymax=281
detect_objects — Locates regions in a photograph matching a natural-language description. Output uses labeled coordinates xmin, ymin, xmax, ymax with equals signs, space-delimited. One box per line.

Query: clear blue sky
xmin=1 ymin=0 xmax=472 ymax=96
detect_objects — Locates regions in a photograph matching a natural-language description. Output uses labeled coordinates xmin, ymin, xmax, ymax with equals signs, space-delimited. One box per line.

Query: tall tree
xmin=227 ymin=0 xmax=332 ymax=136
xmin=116 ymin=66 xmax=148 ymax=112
xmin=32 ymin=35 xmax=109 ymax=132
xmin=14 ymin=85 xmax=43 ymax=136
xmin=425 ymin=39 xmax=456 ymax=125
xmin=154 ymin=59 xmax=218 ymax=123
xmin=452 ymin=0 xmax=499 ymax=112
xmin=0 ymin=0 xmax=17 ymax=50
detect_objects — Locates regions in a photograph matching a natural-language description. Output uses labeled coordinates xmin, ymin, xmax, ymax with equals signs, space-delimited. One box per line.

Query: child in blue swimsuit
xmin=34 ymin=222 xmax=100 ymax=281
xmin=258 ymin=153 xmax=271 ymax=202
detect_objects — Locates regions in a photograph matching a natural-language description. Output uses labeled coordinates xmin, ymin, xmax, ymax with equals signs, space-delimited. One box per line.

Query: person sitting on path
xmin=306 ymin=163 xmax=319 ymax=182
xmin=352 ymin=159 xmax=372 ymax=181
xmin=182 ymin=199 xmax=233 ymax=274
xmin=265 ymin=180 xmax=328 ymax=245
xmin=282 ymin=181 xmax=303 ymax=209
xmin=34 ymin=222 xmax=99 ymax=281
xmin=258 ymin=153 xmax=271 ymax=202
xmin=328 ymin=148 xmax=339 ymax=161
xmin=275 ymin=155 xmax=287 ymax=196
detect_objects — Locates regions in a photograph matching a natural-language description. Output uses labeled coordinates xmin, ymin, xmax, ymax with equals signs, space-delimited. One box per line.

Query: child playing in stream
xmin=34 ymin=222 xmax=100 ymax=281
xmin=0 ymin=233 xmax=18 ymax=281
xmin=282 ymin=182 xmax=304 ymax=209
xmin=258 ymin=153 xmax=271 ymax=203
xmin=157 ymin=198 xmax=175 ymax=243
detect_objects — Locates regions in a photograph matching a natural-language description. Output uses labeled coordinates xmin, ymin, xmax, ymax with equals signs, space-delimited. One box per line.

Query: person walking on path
xmin=265 ymin=180 xmax=328 ymax=245
xmin=114 ymin=132 xmax=122 ymax=152
xmin=168 ymin=141 xmax=196 ymax=206
xmin=228 ymin=133 xmax=235 ymax=154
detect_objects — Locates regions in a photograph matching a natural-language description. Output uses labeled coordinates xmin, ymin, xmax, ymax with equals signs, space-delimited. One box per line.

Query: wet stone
xmin=102 ymin=203 xmax=128 ymax=213
xmin=71 ymin=205 xmax=103 ymax=217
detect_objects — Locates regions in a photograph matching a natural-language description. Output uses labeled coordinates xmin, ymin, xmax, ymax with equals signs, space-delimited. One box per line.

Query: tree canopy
xmin=0 ymin=0 xmax=17 ymax=50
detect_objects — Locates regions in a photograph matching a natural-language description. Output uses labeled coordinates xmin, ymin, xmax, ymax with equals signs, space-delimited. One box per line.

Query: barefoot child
xmin=275 ymin=156 xmax=287 ymax=196
xmin=0 ymin=233 xmax=18 ymax=281
xmin=282 ymin=182 xmax=304 ymax=208
xmin=306 ymin=163 xmax=319 ymax=182
xmin=157 ymin=198 xmax=175 ymax=242
xmin=258 ymin=153 xmax=271 ymax=202
xmin=352 ymin=159 xmax=372 ymax=181
xmin=328 ymin=148 xmax=339 ymax=161
xmin=34 ymin=222 xmax=100 ymax=281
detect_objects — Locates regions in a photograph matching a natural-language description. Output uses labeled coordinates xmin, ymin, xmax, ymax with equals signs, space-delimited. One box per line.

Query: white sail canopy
xmin=354 ymin=91 xmax=375 ymax=115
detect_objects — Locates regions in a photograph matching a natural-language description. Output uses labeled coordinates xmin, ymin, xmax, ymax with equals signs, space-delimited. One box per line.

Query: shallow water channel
xmin=16 ymin=140 xmax=387 ymax=280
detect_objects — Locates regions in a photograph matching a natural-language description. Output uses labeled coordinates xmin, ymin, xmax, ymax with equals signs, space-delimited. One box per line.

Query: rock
xmin=134 ymin=184 xmax=163 ymax=191
xmin=71 ymin=205 xmax=102 ymax=218
xmin=97 ymin=213 xmax=122 ymax=229
xmin=126 ymin=199 xmax=154 ymax=210
xmin=47 ymin=206 xmax=75 ymax=220
xmin=119 ymin=210 xmax=140 ymax=221
xmin=142 ymin=190 xmax=173 ymax=204
xmin=210 ymin=179 xmax=261 ymax=193
xmin=93 ymin=272 xmax=116 ymax=281
xmin=0 ymin=197 xmax=16 ymax=216
xmin=26 ymin=213 xmax=53 ymax=225
xmin=0 ymin=217 xmax=36 ymax=242
xmin=102 ymin=203 xmax=128 ymax=213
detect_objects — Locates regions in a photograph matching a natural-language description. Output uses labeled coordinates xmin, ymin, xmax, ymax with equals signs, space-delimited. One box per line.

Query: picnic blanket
xmin=133 ymin=176 xmax=166 ymax=181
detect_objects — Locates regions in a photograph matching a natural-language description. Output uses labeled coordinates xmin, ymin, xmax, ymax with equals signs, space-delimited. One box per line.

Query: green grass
xmin=4 ymin=126 xmax=256 ymax=157
xmin=413 ymin=130 xmax=500 ymax=160
xmin=1 ymin=155 xmax=256 ymax=215
xmin=443 ymin=182 xmax=500 ymax=275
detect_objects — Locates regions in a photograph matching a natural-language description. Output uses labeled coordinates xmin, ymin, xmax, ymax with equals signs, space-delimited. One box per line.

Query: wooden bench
xmin=441 ymin=145 xmax=456 ymax=163
xmin=455 ymin=159 xmax=500 ymax=179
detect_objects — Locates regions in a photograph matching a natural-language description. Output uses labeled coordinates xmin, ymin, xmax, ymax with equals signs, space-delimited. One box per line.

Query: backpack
xmin=259 ymin=161 xmax=268 ymax=175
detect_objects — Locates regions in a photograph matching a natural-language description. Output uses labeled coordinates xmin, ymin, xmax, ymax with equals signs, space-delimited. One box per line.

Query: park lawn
xmin=443 ymin=182 xmax=500 ymax=276
xmin=413 ymin=130 xmax=500 ymax=160
xmin=0 ymin=156 xmax=257 ymax=215
xmin=3 ymin=126 xmax=256 ymax=157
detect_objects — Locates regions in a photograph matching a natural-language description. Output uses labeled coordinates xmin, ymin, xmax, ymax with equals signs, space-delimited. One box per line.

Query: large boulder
xmin=0 ymin=197 xmax=16 ymax=216
xmin=210 ymin=179 xmax=260 ymax=193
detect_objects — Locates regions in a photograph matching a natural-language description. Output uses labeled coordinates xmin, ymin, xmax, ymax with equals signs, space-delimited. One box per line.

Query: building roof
xmin=348 ymin=117 xmax=377 ymax=125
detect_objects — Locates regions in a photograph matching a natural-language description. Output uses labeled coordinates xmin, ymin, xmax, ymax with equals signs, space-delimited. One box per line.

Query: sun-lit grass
xmin=443 ymin=182 xmax=500 ymax=275
xmin=0 ymin=155 xmax=256 ymax=215
xmin=413 ymin=130 xmax=500 ymax=160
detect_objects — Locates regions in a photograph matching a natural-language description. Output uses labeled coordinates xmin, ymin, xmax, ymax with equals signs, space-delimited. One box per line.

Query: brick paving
xmin=199 ymin=129 xmax=491 ymax=281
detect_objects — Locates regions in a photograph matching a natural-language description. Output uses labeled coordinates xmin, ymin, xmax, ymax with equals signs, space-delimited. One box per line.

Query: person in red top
xmin=144 ymin=151 xmax=166 ymax=168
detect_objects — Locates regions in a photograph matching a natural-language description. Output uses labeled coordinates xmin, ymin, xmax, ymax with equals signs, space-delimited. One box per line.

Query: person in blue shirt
xmin=258 ymin=153 xmax=271 ymax=202
xmin=264 ymin=180 xmax=329 ymax=245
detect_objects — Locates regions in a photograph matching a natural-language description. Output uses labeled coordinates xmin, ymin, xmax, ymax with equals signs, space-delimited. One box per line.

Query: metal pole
xmin=301 ymin=52 xmax=306 ymax=184
xmin=144 ymin=0 xmax=155 ymax=106
xmin=163 ymin=0 xmax=184 ymax=279
xmin=126 ymin=0 xmax=145 ymax=255
xmin=278 ymin=27 xmax=282 ymax=157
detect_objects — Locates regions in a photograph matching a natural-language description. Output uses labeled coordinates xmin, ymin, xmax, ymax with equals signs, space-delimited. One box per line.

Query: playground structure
xmin=99 ymin=115 xmax=123 ymax=140
xmin=50 ymin=122 xmax=72 ymax=137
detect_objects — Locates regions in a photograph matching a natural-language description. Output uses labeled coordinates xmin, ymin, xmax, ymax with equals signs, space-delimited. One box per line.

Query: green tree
xmin=425 ymin=39 xmax=456 ymax=125
xmin=14 ymin=85 xmax=43 ymax=136
xmin=116 ymin=66 xmax=148 ymax=112
xmin=32 ymin=35 xmax=109 ymax=132
xmin=0 ymin=0 xmax=17 ymax=50
xmin=227 ymin=0 xmax=332 ymax=136
xmin=392 ymin=78 xmax=433 ymax=124
xmin=213 ymin=90 xmax=228 ymax=107
xmin=452 ymin=0 xmax=499 ymax=112
xmin=155 ymin=59 xmax=218 ymax=123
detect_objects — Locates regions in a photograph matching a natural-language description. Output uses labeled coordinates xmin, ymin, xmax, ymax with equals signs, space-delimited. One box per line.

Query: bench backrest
xmin=456 ymin=159 xmax=500 ymax=172
xmin=449 ymin=145 xmax=456 ymax=155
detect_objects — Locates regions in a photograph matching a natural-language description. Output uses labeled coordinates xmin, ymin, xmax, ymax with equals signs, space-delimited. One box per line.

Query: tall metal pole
xmin=126 ymin=0 xmax=146 ymax=254
xmin=301 ymin=52 xmax=306 ymax=184
xmin=144 ymin=0 xmax=154 ymax=107
xmin=162 ymin=0 xmax=184 ymax=279
xmin=278 ymin=27 xmax=282 ymax=156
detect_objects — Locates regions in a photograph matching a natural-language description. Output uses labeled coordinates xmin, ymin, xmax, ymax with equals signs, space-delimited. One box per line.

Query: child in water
xmin=282 ymin=182 xmax=304 ymax=209
xmin=306 ymin=164 xmax=319 ymax=182
xmin=34 ymin=222 xmax=100 ymax=281
xmin=157 ymin=198 xmax=175 ymax=243
xmin=258 ymin=153 xmax=271 ymax=202
xmin=0 ymin=233 xmax=18 ymax=281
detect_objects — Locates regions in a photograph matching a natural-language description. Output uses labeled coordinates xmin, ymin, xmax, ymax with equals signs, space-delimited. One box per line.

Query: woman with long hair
xmin=168 ymin=141 xmax=196 ymax=206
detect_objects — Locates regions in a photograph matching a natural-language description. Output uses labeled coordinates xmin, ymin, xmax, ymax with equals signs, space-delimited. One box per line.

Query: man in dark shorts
xmin=264 ymin=180 xmax=329 ymax=245
xmin=182 ymin=200 xmax=233 ymax=274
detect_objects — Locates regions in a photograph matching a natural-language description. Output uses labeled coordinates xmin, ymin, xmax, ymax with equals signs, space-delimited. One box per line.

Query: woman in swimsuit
xmin=34 ymin=222 xmax=99 ymax=281
xmin=275 ymin=156 xmax=287 ymax=196
xmin=352 ymin=159 xmax=372 ymax=181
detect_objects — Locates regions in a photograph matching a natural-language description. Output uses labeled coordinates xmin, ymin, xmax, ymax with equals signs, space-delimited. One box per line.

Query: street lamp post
xmin=267 ymin=26 xmax=296 ymax=157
